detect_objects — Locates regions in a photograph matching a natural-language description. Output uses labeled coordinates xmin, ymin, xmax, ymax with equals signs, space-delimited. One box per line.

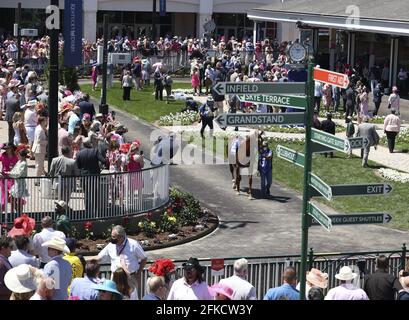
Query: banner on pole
xmin=159 ymin=0 xmax=167 ymax=16
xmin=64 ymin=0 xmax=83 ymax=67
xmin=211 ymin=259 xmax=225 ymax=276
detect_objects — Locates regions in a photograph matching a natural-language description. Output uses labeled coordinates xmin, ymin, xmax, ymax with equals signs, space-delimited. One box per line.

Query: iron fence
xmin=98 ymin=245 xmax=406 ymax=299
xmin=0 ymin=164 xmax=169 ymax=224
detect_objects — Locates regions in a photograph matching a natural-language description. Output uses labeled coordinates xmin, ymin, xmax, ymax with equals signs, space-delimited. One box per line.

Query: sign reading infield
xmin=213 ymin=82 xmax=306 ymax=95
xmin=237 ymin=94 xmax=307 ymax=109
xmin=215 ymin=112 xmax=305 ymax=127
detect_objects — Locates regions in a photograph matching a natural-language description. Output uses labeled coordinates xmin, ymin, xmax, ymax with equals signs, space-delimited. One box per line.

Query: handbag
xmin=388 ymin=103 xmax=391 ymax=109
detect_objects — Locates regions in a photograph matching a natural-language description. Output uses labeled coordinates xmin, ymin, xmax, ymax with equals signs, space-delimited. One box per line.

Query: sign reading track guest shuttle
xmin=215 ymin=113 xmax=305 ymax=127
xmin=313 ymin=67 xmax=350 ymax=89
xmin=311 ymin=213 xmax=392 ymax=226
xmin=213 ymin=82 xmax=306 ymax=95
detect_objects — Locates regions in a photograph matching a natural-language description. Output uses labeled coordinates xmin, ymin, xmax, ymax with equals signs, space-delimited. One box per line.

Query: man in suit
xmin=0 ymin=236 xmax=14 ymax=300
xmin=49 ymin=146 xmax=79 ymax=204
xmin=356 ymin=116 xmax=380 ymax=167
xmin=4 ymin=92 xmax=21 ymax=143
xmin=372 ymin=83 xmax=384 ymax=117
xmin=75 ymin=141 xmax=106 ymax=216
xmin=345 ymin=84 xmax=355 ymax=120
xmin=79 ymin=94 xmax=95 ymax=120
xmin=32 ymin=116 xmax=48 ymax=184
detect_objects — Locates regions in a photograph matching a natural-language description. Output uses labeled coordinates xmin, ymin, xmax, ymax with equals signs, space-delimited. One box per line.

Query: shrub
xmin=159 ymin=210 xmax=179 ymax=233
xmin=138 ymin=220 xmax=157 ymax=238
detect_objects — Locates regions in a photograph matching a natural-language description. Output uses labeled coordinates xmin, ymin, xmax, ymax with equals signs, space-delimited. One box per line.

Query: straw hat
xmin=41 ymin=237 xmax=70 ymax=254
xmin=306 ymin=268 xmax=328 ymax=289
xmin=335 ymin=266 xmax=357 ymax=281
xmin=4 ymin=264 xmax=37 ymax=293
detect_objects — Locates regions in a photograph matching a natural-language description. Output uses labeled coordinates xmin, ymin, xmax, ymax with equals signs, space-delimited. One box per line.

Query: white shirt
xmin=30 ymin=293 xmax=46 ymax=300
xmin=9 ymin=249 xmax=39 ymax=268
xmin=219 ymin=275 xmax=257 ymax=300
xmin=325 ymin=283 xmax=369 ymax=300
xmin=24 ymin=108 xmax=38 ymax=127
xmin=167 ymin=278 xmax=212 ymax=300
xmin=32 ymin=228 xmax=66 ymax=263
xmin=97 ymin=238 xmax=147 ymax=274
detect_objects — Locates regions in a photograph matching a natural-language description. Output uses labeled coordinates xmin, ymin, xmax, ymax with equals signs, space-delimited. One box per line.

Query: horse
xmin=227 ymin=131 xmax=262 ymax=200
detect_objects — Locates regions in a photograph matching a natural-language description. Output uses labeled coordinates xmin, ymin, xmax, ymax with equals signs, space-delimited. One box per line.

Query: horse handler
xmin=258 ymin=141 xmax=273 ymax=198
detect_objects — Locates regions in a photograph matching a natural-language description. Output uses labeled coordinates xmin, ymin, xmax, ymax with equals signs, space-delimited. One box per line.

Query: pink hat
xmin=64 ymin=90 xmax=73 ymax=97
xmin=83 ymin=113 xmax=91 ymax=120
xmin=210 ymin=283 xmax=234 ymax=300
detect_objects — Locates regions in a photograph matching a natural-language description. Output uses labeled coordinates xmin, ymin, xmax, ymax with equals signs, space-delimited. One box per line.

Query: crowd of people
xmin=1 ymin=221 xmax=408 ymax=301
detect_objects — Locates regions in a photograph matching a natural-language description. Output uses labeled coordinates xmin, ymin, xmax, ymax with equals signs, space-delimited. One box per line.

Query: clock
xmin=288 ymin=42 xmax=307 ymax=63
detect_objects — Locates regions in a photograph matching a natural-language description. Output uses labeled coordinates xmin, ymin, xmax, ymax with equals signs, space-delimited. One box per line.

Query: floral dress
xmin=8 ymin=160 xmax=29 ymax=199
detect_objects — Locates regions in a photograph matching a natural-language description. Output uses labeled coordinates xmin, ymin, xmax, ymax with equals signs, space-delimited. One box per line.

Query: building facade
xmin=0 ymin=0 xmax=283 ymax=42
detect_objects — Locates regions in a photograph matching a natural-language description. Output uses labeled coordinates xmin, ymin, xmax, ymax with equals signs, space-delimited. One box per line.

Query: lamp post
xmin=99 ymin=14 xmax=109 ymax=115
xmin=48 ymin=0 xmax=59 ymax=171
xmin=152 ymin=0 xmax=157 ymax=40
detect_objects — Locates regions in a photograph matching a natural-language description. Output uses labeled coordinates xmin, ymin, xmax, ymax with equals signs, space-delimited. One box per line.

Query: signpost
xmin=311 ymin=183 xmax=393 ymax=198
xmin=311 ymin=142 xmax=335 ymax=154
xmin=211 ymin=259 xmax=225 ymax=277
xmin=307 ymin=202 xmax=332 ymax=232
xmin=313 ymin=67 xmax=350 ymax=89
xmin=310 ymin=213 xmax=392 ymax=226
xmin=276 ymin=145 xmax=305 ymax=168
xmin=237 ymin=94 xmax=307 ymax=109
xmin=213 ymin=82 xmax=306 ymax=96
xmin=215 ymin=112 xmax=305 ymax=127
xmin=348 ymin=137 xmax=370 ymax=149
xmin=309 ymin=173 xmax=332 ymax=201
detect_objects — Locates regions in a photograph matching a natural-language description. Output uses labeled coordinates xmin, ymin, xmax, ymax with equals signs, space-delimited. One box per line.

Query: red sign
xmin=211 ymin=259 xmax=225 ymax=272
xmin=313 ymin=67 xmax=350 ymax=89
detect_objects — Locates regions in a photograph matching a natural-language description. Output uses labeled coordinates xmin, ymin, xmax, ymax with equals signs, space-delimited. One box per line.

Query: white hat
xmin=54 ymin=200 xmax=68 ymax=210
xmin=41 ymin=237 xmax=70 ymax=254
xmin=4 ymin=264 xmax=37 ymax=293
xmin=335 ymin=266 xmax=357 ymax=281
xmin=26 ymin=100 xmax=37 ymax=107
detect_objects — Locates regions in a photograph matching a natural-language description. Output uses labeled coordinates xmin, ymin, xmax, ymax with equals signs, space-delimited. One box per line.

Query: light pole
xmin=152 ymin=0 xmax=157 ymax=40
xmin=48 ymin=0 xmax=59 ymax=171
xmin=99 ymin=14 xmax=109 ymax=115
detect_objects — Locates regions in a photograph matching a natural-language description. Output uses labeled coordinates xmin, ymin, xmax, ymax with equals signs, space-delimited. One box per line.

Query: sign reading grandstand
xmin=215 ymin=113 xmax=305 ymax=127
xmin=213 ymin=82 xmax=306 ymax=95
xmin=237 ymin=94 xmax=307 ymax=109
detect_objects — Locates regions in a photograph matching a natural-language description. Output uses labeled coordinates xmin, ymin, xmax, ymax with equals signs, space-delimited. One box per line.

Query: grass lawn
xmin=270 ymin=140 xmax=409 ymax=231
xmin=81 ymin=82 xmax=192 ymax=123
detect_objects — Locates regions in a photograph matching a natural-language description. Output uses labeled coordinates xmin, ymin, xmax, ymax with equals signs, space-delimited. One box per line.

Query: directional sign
xmin=309 ymin=173 xmax=332 ymax=201
xmin=348 ymin=137 xmax=369 ymax=149
xmin=215 ymin=112 xmax=305 ymax=127
xmin=308 ymin=202 xmax=332 ymax=232
xmin=237 ymin=94 xmax=307 ymax=109
xmin=213 ymin=82 xmax=306 ymax=96
xmin=311 ymin=128 xmax=349 ymax=152
xmin=311 ymin=183 xmax=393 ymax=198
xmin=313 ymin=67 xmax=350 ymax=89
xmin=276 ymin=145 xmax=305 ymax=168
xmin=311 ymin=142 xmax=335 ymax=154
xmin=311 ymin=213 xmax=392 ymax=226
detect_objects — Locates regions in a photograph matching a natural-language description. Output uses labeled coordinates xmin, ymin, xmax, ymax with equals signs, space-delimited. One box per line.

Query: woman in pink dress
xmin=91 ymin=65 xmax=98 ymax=91
xmin=0 ymin=143 xmax=18 ymax=211
xmin=191 ymin=68 xmax=200 ymax=95
xmin=127 ymin=141 xmax=144 ymax=187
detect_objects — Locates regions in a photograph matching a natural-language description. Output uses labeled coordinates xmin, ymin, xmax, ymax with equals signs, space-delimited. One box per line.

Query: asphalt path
xmin=95 ymin=98 xmax=409 ymax=261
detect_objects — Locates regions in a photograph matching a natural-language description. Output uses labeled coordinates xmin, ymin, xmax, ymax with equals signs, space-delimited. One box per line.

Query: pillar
xmin=197 ymin=0 xmax=213 ymax=38
xmin=347 ymin=32 xmax=356 ymax=67
xmin=83 ymin=0 xmax=97 ymax=42
xmin=312 ymin=28 xmax=319 ymax=53
xmin=253 ymin=21 xmax=257 ymax=46
xmin=390 ymin=37 xmax=399 ymax=87
xmin=329 ymin=29 xmax=336 ymax=70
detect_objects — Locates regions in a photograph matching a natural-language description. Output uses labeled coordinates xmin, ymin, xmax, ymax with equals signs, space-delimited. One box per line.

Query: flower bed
xmin=159 ymin=110 xmax=200 ymax=126
xmin=378 ymin=168 xmax=409 ymax=183
xmin=264 ymin=124 xmax=345 ymax=134
xmin=73 ymin=187 xmax=218 ymax=254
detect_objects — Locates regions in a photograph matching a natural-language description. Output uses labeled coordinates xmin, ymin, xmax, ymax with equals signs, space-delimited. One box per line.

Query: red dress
xmin=0 ymin=153 xmax=18 ymax=208
xmin=128 ymin=155 xmax=143 ymax=189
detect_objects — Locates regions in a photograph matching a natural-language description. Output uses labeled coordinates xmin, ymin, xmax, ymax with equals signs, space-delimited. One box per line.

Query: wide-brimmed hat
xmin=41 ymin=237 xmax=70 ymax=254
xmin=400 ymin=275 xmax=409 ymax=291
xmin=4 ymin=264 xmax=37 ymax=293
xmin=95 ymin=113 xmax=103 ymax=118
xmin=91 ymin=280 xmax=123 ymax=300
xmin=8 ymin=214 xmax=36 ymax=238
xmin=8 ymin=79 xmax=21 ymax=88
xmin=55 ymin=200 xmax=68 ymax=210
xmin=335 ymin=266 xmax=357 ymax=281
xmin=26 ymin=99 xmax=37 ymax=108
xmin=182 ymin=257 xmax=205 ymax=273
xmin=306 ymin=268 xmax=328 ymax=289
xmin=210 ymin=283 xmax=234 ymax=300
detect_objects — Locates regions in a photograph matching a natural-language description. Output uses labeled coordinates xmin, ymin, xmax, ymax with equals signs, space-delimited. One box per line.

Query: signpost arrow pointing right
xmin=384 ymin=214 xmax=392 ymax=223
xmin=384 ymin=184 xmax=393 ymax=195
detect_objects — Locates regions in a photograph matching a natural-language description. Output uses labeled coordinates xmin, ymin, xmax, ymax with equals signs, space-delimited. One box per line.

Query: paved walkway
xmin=91 ymin=95 xmax=409 ymax=261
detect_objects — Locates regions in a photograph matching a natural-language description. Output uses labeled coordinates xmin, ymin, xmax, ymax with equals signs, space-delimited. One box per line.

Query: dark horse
xmin=227 ymin=131 xmax=262 ymax=200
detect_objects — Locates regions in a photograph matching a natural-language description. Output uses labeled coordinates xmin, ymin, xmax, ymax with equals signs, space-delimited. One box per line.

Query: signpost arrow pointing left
xmin=214 ymin=82 xmax=225 ymax=96
xmin=215 ymin=114 xmax=226 ymax=127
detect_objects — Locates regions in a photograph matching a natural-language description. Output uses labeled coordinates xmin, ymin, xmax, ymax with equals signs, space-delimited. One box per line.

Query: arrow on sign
xmin=276 ymin=145 xmax=305 ymax=168
xmin=213 ymin=82 xmax=306 ymax=95
xmin=215 ymin=112 xmax=305 ymax=127
xmin=314 ymin=67 xmax=350 ymax=89
xmin=308 ymin=202 xmax=332 ymax=232
xmin=348 ymin=137 xmax=370 ymax=149
xmin=311 ymin=183 xmax=393 ymax=197
xmin=309 ymin=173 xmax=332 ymax=201
xmin=310 ymin=213 xmax=392 ymax=226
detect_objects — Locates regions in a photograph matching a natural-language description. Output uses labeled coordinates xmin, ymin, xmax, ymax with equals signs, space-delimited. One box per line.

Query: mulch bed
xmin=75 ymin=211 xmax=218 ymax=255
